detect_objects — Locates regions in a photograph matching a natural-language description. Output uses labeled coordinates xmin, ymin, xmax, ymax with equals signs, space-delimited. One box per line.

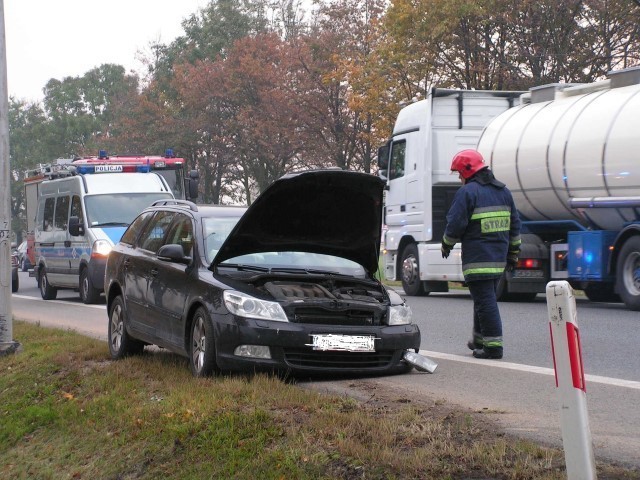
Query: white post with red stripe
xmin=546 ymin=281 xmax=597 ymax=480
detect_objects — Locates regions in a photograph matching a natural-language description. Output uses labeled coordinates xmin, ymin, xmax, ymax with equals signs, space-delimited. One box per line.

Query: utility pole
xmin=0 ymin=0 xmax=19 ymax=356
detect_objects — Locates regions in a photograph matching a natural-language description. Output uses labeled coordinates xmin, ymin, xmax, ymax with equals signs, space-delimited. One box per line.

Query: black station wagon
xmin=105 ymin=169 xmax=421 ymax=376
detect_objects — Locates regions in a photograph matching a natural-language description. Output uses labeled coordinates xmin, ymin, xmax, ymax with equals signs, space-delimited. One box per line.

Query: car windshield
xmin=85 ymin=193 xmax=173 ymax=227
xmin=202 ymin=215 xmax=366 ymax=276
xmin=203 ymin=216 xmax=243 ymax=263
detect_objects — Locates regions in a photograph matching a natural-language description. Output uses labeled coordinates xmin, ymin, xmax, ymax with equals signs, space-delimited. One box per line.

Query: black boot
xmin=467 ymin=340 xmax=483 ymax=351
xmin=472 ymin=347 xmax=503 ymax=359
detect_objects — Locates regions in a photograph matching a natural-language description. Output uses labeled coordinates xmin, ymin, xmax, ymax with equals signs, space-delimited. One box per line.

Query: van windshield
xmin=85 ymin=193 xmax=173 ymax=227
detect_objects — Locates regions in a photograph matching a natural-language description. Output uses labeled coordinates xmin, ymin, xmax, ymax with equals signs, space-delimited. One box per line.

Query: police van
xmin=32 ymin=163 xmax=175 ymax=303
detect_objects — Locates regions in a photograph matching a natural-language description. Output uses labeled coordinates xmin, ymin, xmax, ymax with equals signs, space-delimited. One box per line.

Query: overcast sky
xmin=4 ymin=0 xmax=209 ymax=102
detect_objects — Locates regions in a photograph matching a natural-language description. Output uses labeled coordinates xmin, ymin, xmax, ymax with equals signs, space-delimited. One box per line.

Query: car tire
xmin=401 ymin=244 xmax=427 ymax=296
xmin=20 ymin=257 xmax=27 ymax=272
xmin=39 ymin=267 xmax=57 ymax=300
xmin=108 ymin=295 xmax=144 ymax=359
xmin=189 ymin=307 xmax=219 ymax=377
xmin=80 ymin=268 xmax=101 ymax=304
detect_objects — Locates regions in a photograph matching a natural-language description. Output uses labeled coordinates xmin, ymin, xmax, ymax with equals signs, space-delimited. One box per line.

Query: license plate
xmin=308 ymin=334 xmax=376 ymax=352
xmin=513 ymin=270 xmax=544 ymax=278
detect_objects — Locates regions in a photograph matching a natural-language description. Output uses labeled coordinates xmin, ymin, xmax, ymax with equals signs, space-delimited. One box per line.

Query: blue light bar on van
xmin=75 ymin=164 xmax=151 ymax=175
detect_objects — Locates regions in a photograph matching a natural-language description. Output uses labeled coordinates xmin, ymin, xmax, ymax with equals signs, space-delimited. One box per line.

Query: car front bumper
xmin=212 ymin=314 xmax=421 ymax=375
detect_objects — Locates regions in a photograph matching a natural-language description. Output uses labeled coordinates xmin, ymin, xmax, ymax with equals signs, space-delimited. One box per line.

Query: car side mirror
xmin=69 ymin=216 xmax=84 ymax=236
xmin=157 ymin=244 xmax=191 ymax=265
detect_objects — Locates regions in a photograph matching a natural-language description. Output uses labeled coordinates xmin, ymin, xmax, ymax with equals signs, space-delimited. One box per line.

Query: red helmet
xmin=450 ymin=149 xmax=486 ymax=179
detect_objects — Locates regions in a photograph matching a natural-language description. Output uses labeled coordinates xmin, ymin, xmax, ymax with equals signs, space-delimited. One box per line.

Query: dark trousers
xmin=468 ymin=278 xmax=503 ymax=349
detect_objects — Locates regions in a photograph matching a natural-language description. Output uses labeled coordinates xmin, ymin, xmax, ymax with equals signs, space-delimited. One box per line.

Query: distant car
xmin=16 ymin=241 xmax=31 ymax=271
xmin=105 ymin=169 xmax=421 ymax=377
xmin=11 ymin=250 xmax=19 ymax=293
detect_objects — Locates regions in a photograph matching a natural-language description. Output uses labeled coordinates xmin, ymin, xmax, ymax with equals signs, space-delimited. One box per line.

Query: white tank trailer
xmin=478 ymin=67 xmax=640 ymax=310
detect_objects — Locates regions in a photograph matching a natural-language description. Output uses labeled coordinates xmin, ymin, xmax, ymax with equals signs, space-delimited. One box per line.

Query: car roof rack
xmin=151 ymin=199 xmax=198 ymax=212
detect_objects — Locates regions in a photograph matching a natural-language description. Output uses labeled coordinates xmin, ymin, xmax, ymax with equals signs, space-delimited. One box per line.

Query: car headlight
xmin=92 ymin=239 xmax=113 ymax=257
xmin=223 ymin=290 xmax=288 ymax=322
xmin=388 ymin=303 xmax=413 ymax=325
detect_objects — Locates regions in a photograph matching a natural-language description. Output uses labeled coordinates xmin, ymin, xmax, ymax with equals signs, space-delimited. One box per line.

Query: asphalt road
xmin=8 ymin=270 xmax=640 ymax=468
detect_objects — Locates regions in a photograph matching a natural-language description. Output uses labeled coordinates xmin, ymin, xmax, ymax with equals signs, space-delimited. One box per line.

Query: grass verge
xmin=1 ymin=321 xmax=636 ymax=479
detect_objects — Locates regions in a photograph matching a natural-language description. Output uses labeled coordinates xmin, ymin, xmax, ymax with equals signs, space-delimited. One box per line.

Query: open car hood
xmin=211 ymin=169 xmax=385 ymax=274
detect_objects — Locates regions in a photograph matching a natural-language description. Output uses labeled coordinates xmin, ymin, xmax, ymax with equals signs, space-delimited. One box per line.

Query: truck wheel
xmin=401 ymin=244 xmax=427 ymax=296
xmin=80 ymin=268 xmax=101 ymax=304
xmin=584 ymin=283 xmax=620 ymax=303
xmin=496 ymin=273 xmax=537 ymax=302
xmin=616 ymin=236 xmax=640 ymax=311
xmin=39 ymin=267 xmax=57 ymax=300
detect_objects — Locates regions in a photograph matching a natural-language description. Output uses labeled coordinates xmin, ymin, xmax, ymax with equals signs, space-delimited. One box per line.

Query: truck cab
xmin=379 ymin=89 xmax=524 ymax=297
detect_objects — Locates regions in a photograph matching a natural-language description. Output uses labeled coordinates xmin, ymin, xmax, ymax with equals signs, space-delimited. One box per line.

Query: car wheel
xmin=20 ymin=257 xmax=27 ymax=272
xmin=108 ymin=295 xmax=144 ymax=359
xmin=80 ymin=268 xmax=101 ymax=304
xmin=189 ymin=307 xmax=219 ymax=377
xmin=401 ymin=244 xmax=427 ymax=296
xmin=39 ymin=267 xmax=57 ymax=300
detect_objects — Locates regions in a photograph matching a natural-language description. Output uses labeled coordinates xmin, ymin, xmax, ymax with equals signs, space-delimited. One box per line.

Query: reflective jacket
xmin=442 ymin=169 xmax=521 ymax=282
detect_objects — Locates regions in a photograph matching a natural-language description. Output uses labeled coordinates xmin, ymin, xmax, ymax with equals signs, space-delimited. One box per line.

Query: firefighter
xmin=440 ymin=149 xmax=521 ymax=359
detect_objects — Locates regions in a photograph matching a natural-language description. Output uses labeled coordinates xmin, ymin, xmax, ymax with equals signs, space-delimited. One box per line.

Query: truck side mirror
xmin=377 ymin=144 xmax=389 ymax=170
xmin=186 ymin=170 xmax=199 ymax=201
xmin=68 ymin=216 xmax=84 ymax=236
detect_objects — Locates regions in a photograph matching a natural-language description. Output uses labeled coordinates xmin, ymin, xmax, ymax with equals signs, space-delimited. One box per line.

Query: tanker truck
xmin=478 ymin=66 xmax=640 ymax=311
xmin=379 ymin=67 xmax=640 ymax=311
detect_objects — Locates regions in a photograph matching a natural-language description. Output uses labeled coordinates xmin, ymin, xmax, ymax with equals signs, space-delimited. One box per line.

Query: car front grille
xmin=290 ymin=307 xmax=381 ymax=326
xmin=283 ymin=348 xmax=395 ymax=369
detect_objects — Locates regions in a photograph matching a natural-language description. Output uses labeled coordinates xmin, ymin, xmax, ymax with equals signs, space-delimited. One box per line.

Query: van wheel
xmin=12 ymin=272 xmax=19 ymax=293
xmin=39 ymin=267 xmax=57 ymax=300
xmin=80 ymin=268 xmax=101 ymax=304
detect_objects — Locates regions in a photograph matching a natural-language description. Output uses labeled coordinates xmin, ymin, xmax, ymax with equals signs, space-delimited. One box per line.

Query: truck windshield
xmin=154 ymin=170 xmax=184 ymax=199
xmin=85 ymin=193 xmax=173 ymax=227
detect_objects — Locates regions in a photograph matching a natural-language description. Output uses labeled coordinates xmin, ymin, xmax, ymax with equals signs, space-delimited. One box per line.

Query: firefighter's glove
xmin=506 ymin=252 xmax=518 ymax=272
xmin=441 ymin=241 xmax=451 ymax=259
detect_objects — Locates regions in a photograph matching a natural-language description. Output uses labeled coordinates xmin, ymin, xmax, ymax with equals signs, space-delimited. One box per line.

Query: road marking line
xmin=420 ymin=349 xmax=640 ymax=390
xmin=12 ymin=294 xmax=106 ymax=310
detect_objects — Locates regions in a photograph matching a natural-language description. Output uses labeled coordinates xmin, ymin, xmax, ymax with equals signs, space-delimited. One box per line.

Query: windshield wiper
xmin=270 ymin=267 xmax=345 ymax=276
xmin=217 ymin=263 xmax=270 ymax=273
xmin=91 ymin=222 xmax=130 ymax=227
